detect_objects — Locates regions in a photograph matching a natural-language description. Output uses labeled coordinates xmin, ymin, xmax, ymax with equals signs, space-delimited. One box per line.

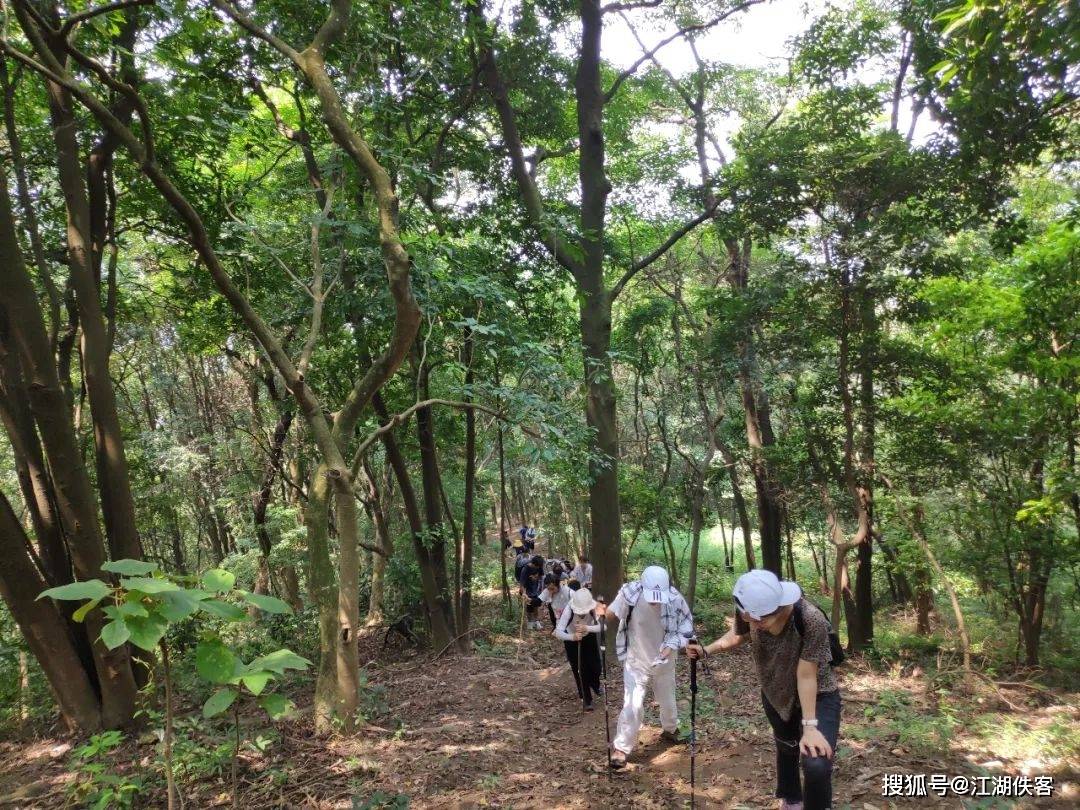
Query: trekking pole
xmin=577 ymin=631 xmax=585 ymax=715
xmin=519 ymin=595 xmax=526 ymax=639
xmin=689 ymin=640 xmax=699 ymax=809
xmin=597 ymin=596 xmax=612 ymax=781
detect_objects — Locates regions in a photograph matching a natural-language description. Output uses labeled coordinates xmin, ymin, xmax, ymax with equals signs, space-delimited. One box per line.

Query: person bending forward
xmin=688 ymin=569 xmax=841 ymax=810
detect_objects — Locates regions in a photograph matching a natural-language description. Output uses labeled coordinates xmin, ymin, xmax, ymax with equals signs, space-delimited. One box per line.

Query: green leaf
xmin=117 ymin=600 xmax=149 ymax=618
xmin=248 ymin=648 xmax=311 ymax=675
xmin=241 ymin=670 xmax=274 ymax=696
xmin=201 ymin=569 xmax=235 ymax=592
xmin=202 ymin=687 xmax=239 ymax=718
xmin=258 ymin=692 xmax=294 ymax=720
xmin=38 ymin=579 xmax=111 ymax=603
xmin=101 ymin=559 xmax=158 ymax=576
xmin=124 ymin=614 xmax=168 ymax=651
xmin=120 ymin=577 xmax=181 ymax=595
xmin=72 ymin=598 xmax=103 ymax=623
xmin=239 ymin=591 xmax=293 ymax=615
xmin=196 ymin=639 xmax=238 ymax=684
xmin=156 ymin=590 xmax=199 ymax=622
xmin=198 ymin=599 xmax=246 ymax=621
xmin=100 ymin=619 xmax=131 ymax=650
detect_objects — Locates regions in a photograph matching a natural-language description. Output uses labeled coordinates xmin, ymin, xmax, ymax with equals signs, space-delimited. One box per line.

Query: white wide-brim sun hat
xmin=570 ymin=587 xmax=598 ymax=614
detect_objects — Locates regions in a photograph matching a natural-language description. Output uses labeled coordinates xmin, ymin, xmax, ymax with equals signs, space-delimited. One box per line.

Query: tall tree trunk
xmin=0 ymin=164 xmax=137 ymax=728
xmin=725 ymin=238 xmax=784 ymax=575
xmin=414 ymin=371 xmax=457 ymax=641
xmin=0 ymin=491 xmax=102 ymax=731
xmin=40 ymin=34 xmax=142 ymax=565
xmin=374 ymin=393 xmax=454 ymax=649
xmin=497 ymin=409 xmax=511 ymax=609
xmin=471 ymin=0 xmax=622 ymax=607
xmin=579 ymin=287 xmax=622 ymax=604
xmin=458 ymin=324 xmax=477 ymax=648
xmin=850 ymin=276 xmax=876 ymax=650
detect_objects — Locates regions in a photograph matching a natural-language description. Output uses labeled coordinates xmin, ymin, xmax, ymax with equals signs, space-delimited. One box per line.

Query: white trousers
xmin=613 ymin=661 xmax=678 ymax=754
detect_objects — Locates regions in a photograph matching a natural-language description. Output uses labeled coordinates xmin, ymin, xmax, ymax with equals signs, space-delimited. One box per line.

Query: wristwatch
xmin=801 ymin=718 xmax=818 ymax=727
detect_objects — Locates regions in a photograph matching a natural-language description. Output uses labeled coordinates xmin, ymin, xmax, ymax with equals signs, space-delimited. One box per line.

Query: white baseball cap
xmin=732 ymin=569 xmax=801 ymax=620
xmin=570 ymin=587 xmax=598 ymax=615
xmin=641 ymin=566 xmax=672 ymax=604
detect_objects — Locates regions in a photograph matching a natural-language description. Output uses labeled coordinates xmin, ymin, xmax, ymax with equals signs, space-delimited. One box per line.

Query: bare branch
xmin=611 ymin=202 xmax=720 ymax=300
xmin=601 ymin=1 xmax=662 ymax=13
xmin=209 ymin=0 xmax=301 ymax=62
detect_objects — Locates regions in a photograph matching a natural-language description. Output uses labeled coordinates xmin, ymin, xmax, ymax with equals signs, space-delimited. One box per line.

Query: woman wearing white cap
xmin=553 ymin=587 xmax=603 ymax=709
xmin=596 ymin=565 xmax=695 ymax=768
xmin=687 ymin=569 xmax=842 ymax=810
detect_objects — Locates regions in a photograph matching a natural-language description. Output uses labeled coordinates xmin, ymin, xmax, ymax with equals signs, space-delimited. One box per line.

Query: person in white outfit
xmin=570 ymin=554 xmax=593 ymax=588
xmin=596 ymin=565 xmax=695 ymax=768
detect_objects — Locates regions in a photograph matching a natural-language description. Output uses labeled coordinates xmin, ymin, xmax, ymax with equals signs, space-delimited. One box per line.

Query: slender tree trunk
xmin=726 ymin=238 xmax=784 ymax=576
xmin=415 ymin=368 xmax=458 ymax=641
xmin=373 ymin=393 xmax=454 ymax=648
xmin=851 ymin=278 xmax=877 ymax=649
xmin=784 ymin=509 xmax=797 ymax=581
xmin=361 ymin=458 xmax=392 ymax=627
xmin=497 ymin=412 xmax=511 ymax=609
xmin=721 ymin=457 xmax=755 ymax=570
xmin=41 ymin=52 xmax=142 ymax=565
xmin=458 ymin=324 xmax=477 ymax=648
xmin=0 ymin=327 xmax=68 ymax=585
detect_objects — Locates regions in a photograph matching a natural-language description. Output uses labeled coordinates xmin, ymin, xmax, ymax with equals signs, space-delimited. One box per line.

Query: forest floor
xmin=1 ymin=586 xmax=1078 ymax=809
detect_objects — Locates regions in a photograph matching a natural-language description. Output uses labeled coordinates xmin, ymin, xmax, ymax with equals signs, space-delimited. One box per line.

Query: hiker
xmin=540 ymin=573 xmax=573 ymax=629
xmin=570 ymin=554 xmax=593 ymax=588
xmin=513 ymin=542 xmax=531 ymax=580
xmin=518 ymin=554 xmax=545 ymax=630
xmin=547 ymin=560 xmax=570 ymax=583
xmin=524 ymin=525 xmax=538 ymax=553
xmin=687 ymin=569 xmax=842 ymax=810
xmin=554 ymin=587 xmax=603 ymax=710
xmin=597 ymin=565 xmax=694 ymax=768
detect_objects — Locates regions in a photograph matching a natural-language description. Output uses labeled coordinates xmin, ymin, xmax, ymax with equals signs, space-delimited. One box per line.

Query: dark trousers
xmin=524 ymin=593 xmax=541 ymax=618
xmin=548 ymin=604 xmax=557 ymax=629
xmin=564 ymin=634 xmax=601 ymax=703
xmin=762 ymin=689 xmax=841 ymax=810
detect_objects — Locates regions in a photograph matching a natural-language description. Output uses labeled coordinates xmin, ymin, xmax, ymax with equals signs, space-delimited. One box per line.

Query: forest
xmin=0 ymin=0 xmax=1076 ymax=807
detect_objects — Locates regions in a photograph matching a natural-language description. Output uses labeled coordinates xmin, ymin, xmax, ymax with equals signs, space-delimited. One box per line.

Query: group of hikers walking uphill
xmin=510 ymin=531 xmax=842 ymax=810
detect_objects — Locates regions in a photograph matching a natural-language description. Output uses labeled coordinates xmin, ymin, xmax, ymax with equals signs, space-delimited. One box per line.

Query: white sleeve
xmin=609 ymin=590 xmax=629 ymax=622
xmin=539 ymin=589 xmax=552 ymax=605
xmin=554 ymin=608 xmax=576 ymax=641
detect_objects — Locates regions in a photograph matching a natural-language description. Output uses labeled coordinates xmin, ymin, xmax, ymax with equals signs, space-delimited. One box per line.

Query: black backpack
xmin=793 ymin=600 xmax=845 ymax=667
